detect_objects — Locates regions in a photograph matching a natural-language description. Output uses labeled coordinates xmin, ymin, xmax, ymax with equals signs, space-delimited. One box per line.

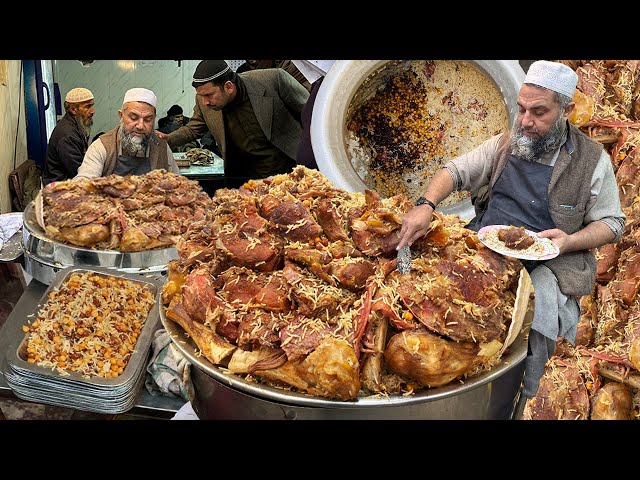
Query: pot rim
xmin=160 ymin=303 xmax=528 ymax=409
xmin=311 ymin=60 xmax=525 ymax=195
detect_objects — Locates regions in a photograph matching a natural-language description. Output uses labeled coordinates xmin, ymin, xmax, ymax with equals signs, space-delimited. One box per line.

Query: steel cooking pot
xmin=311 ymin=60 xmax=525 ymax=215
xmin=161 ymin=290 xmax=532 ymax=420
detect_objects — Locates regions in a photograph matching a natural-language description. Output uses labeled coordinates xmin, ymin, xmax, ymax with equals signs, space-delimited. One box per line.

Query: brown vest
xmin=474 ymin=124 xmax=604 ymax=296
xmin=99 ymin=126 xmax=171 ymax=176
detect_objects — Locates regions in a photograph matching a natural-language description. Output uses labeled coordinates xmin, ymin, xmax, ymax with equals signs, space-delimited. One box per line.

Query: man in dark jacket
xmin=158 ymin=60 xmax=309 ymax=188
xmin=42 ymin=87 xmax=95 ymax=185
xmin=158 ymin=104 xmax=190 ymax=134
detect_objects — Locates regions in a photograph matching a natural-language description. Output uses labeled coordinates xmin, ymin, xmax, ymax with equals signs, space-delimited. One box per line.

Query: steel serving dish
xmin=311 ymin=60 xmax=525 ymax=204
xmin=21 ymin=201 xmax=178 ymax=285
xmin=160 ymin=291 xmax=533 ymax=420
xmin=4 ymin=266 xmax=162 ymax=390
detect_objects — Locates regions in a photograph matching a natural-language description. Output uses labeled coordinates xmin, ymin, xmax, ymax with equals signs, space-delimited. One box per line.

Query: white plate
xmin=478 ymin=225 xmax=559 ymax=261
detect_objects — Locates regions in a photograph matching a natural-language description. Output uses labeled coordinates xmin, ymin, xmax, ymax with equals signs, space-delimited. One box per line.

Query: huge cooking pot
xmin=166 ymin=61 xmax=531 ymax=419
xmin=311 ymin=60 xmax=525 ymax=219
xmin=161 ymin=287 xmax=532 ymax=420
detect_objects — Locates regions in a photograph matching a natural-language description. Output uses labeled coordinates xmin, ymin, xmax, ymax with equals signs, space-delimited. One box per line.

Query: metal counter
xmin=0 ymin=278 xmax=185 ymax=418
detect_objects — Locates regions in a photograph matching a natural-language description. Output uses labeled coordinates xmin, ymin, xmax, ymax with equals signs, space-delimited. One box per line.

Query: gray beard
xmin=77 ymin=116 xmax=93 ymax=138
xmin=510 ymin=115 xmax=565 ymax=161
xmin=119 ymin=123 xmax=149 ymax=157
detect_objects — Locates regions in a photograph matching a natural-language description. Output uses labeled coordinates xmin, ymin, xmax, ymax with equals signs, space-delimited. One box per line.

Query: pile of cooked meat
xmin=161 ymin=166 xmax=528 ymax=401
xmin=39 ymin=170 xmax=212 ymax=252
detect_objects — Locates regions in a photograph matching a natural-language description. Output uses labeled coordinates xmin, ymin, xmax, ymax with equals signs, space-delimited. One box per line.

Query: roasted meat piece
xmin=384 ymin=328 xmax=481 ymax=388
xmin=390 ymin=243 xmax=519 ymax=344
xmin=609 ymin=244 xmax=640 ymax=306
xmin=497 ymin=225 xmax=535 ymax=250
xmin=228 ymin=336 xmax=361 ymax=401
xmin=264 ymin=199 xmax=323 ymax=243
xmin=215 ymin=207 xmax=283 ymax=272
xmin=590 ymin=381 xmax=634 ymax=420
xmin=523 ymin=356 xmax=590 ymax=420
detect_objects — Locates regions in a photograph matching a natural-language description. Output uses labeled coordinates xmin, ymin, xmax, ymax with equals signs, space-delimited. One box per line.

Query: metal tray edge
xmin=5 ymin=266 xmax=161 ymax=388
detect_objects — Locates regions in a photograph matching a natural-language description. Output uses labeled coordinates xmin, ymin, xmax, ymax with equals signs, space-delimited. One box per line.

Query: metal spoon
xmin=397 ymin=245 xmax=411 ymax=275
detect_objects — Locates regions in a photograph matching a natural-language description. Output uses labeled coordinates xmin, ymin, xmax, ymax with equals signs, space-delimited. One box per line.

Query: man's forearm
xmin=421 ymin=168 xmax=456 ymax=205
xmin=565 ymin=220 xmax=617 ymax=253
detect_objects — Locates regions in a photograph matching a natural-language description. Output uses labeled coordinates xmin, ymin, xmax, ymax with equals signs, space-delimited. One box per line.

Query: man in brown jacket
xmin=158 ymin=60 xmax=309 ymax=188
xmin=395 ymin=61 xmax=626 ymax=416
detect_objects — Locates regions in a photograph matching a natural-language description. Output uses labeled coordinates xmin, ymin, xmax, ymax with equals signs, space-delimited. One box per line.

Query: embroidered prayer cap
xmin=524 ymin=60 xmax=578 ymax=99
xmin=123 ymin=87 xmax=157 ymax=108
xmin=192 ymin=60 xmax=231 ymax=86
xmin=65 ymin=87 xmax=94 ymax=103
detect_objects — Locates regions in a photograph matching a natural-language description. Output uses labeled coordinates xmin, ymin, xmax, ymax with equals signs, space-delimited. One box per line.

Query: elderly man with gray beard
xmin=395 ymin=60 xmax=625 ymax=417
xmin=76 ymin=87 xmax=179 ymax=179
xmin=43 ymin=87 xmax=96 ymax=186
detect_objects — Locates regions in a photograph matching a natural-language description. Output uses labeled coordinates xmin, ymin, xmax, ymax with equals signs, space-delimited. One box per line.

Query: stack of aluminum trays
xmin=2 ymin=267 xmax=162 ymax=414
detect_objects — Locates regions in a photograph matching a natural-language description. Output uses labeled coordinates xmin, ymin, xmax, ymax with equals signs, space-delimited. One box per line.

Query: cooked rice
xmin=482 ymin=227 xmax=552 ymax=258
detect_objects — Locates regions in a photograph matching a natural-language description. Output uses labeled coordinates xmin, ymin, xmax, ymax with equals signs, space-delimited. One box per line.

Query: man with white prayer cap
xmin=395 ymin=60 xmax=625 ymax=417
xmin=43 ymin=87 xmax=96 ymax=185
xmin=157 ymin=60 xmax=309 ymax=189
xmin=76 ymin=87 xmax=179 ymax=179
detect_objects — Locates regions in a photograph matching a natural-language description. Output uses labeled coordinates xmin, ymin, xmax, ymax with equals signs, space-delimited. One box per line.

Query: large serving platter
xmin=22 ymin=201 xmax=177 ymax=284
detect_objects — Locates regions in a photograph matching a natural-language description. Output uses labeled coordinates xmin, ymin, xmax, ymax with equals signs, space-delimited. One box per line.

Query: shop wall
xmin=0 ymin=60 xmax=28 ymax=214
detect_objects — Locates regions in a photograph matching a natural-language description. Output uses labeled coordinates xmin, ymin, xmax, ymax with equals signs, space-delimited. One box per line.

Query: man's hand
xmin=156 ymin=130 xmax=168 ymax=140
xmin=538 ymin=221 xmax=616 ymax=255
xmin=396 ymin=204 xmax=435 ymax=250
xmin=537 ymin=228 xmax=567 ymax=253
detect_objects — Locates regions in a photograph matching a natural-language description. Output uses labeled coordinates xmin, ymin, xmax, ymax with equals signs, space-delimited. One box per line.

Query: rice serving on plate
xmin=482 ymin=227 xmax=550 ymax=258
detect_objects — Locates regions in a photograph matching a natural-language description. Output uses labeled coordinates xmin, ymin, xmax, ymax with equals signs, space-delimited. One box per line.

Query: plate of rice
xmin=478 ymin=225 xmax=559 ymax=261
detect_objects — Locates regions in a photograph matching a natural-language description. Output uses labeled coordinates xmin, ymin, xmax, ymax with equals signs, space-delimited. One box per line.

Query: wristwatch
xmin=415 ymin=197 xmax=437 ymax=210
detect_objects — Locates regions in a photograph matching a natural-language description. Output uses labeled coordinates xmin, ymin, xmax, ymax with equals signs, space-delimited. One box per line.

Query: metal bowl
xmin=21 ymin=201 xmax=177 ymax=285
xmin=311 ymin=60 xmax=525 ymax=202
xmin=161 ymin=297 xmax=532 ymax=420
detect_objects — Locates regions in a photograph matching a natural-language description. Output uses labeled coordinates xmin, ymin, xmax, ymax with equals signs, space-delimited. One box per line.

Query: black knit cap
xmin=167 ymin=104 xmax=183 ymax=116
xmin=192 ymin=60 xmax=231 ymax=86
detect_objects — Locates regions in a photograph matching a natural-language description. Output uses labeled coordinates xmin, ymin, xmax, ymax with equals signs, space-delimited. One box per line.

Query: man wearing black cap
xmin=158 ymin=104 xmax=190 ymax=134
xmin=158 ymin=60 xmax=309 ymax=188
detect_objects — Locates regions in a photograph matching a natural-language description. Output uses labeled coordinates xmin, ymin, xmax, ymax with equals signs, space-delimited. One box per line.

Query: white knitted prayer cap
xmin=65 ymin=87 xmax=94 ymax=103
xmin=524 ymin=60 xmax=578 ymax=98
xmin=123 ymin=87 xmax=157 ymax=108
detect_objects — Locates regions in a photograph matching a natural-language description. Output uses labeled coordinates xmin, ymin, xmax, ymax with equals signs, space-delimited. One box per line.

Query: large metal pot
xmin=311 ymin=60 xmax=525 ymax=219
xmin=162 ymin=298 xmax=532 ymax=420
xmin=170 ymin=61 xmax=530 ymax=420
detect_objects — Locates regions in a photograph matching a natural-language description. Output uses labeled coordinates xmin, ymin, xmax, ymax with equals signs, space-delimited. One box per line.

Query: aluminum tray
xmin=22 ymin=201 xmax=178 ymax=275
xmin=4 ymin=266 xmax=162 ymax=389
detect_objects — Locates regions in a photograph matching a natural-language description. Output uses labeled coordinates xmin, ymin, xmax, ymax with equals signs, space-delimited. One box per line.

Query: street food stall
xmin=10 ymin=60 xmax=637 ymax=421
